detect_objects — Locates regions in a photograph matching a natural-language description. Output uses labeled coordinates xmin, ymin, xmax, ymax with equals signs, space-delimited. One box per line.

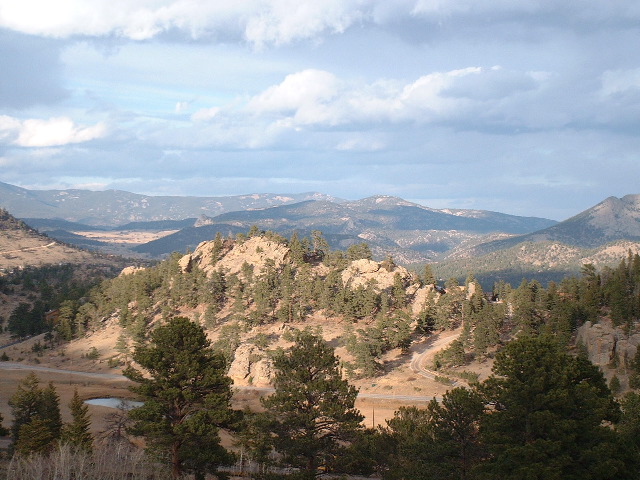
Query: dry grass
xmin=5 ymin=442 xmax=172 ymax=480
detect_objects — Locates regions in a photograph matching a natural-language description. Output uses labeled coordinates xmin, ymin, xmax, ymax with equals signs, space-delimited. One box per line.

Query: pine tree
xmin=9 ymin=374 xmax=62 ymax=454
xmin=478 ymin=335 xmax=622 ymax=479
xmin=0 ymin=412 xmax=7 ymax=437
xmin=262 ymin=330 xmax=363 ymax=478
xmin=423 ymin=264 xmax=436 ymax=286
xmin=62 ymin=388 xmax=93 ymax=452
xmin=124 ymin=317 xmax=236 ymax=479
xmin=15 ymin=418 xmax=58 ymax=455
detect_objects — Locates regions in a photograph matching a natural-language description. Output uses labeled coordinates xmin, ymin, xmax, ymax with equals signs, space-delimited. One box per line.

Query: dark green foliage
xmin=8 ymin=301 xmax=46 ymax=338
xmin=345 ymin=310 xmax=413 ymax=378
xmin=422 ymin=264 xmax=436 ymax=286
xmin=380 ymin=388 xmax=484 ymax=480
xmin=212 ymin=321 xmax=242 ymax=365
xmin=433 ymin=339 xmax=466 ymax=370
xmin=346 ymin=242 xmax=372 ymax=261
xmin=15 ymin=418 xmax=59 ymax=456
xmin=0 ymin=412 xmax=7 ymax=437
xmin=124 ymin=317 xmax=235 ymax=479
xmin=609 ymin=375 xmax=622 ymax=396
xmin=9 ymin=373 xmax=62 ymax=455
xmin=478 ymin=335 xmax=624 ymax=480
xmin=261 ymin=330 xmax=363 ymax=478
xmin=62 ymin=388 xmax=93 ymax=452
xmin=618 ymin=392 xmax=640 ymax=453
xmin=310 ymin=230 xmax=329 ymax=260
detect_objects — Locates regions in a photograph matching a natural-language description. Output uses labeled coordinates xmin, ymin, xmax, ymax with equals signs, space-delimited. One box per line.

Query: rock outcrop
xmin=576 ymin=320 xmax=640 ymax=368
xmin=179 ymin=236 xmax=291 ymax=278
xmin=227 ymin=343 xmax=274 ymax=386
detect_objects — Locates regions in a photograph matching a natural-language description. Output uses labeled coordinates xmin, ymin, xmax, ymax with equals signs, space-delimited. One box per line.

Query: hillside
xmin=435 ymin=194 xmax=640 ymax=285
xmin=0 ymin=208 xmax=103 ymax=272
xmin=436 ymin=239 xmax=640 ymax=287
xmin=5 ymin=229 xmax=639 ymax=398
xmin=471 ymin=194 xmax=640 ymax=254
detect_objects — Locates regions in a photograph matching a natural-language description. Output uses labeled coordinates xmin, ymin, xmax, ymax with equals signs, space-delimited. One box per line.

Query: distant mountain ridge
xmin=432 ymin=194 xmax=640 ymax=286
xmin=0 ymin=181 xmax=341 ymax=226
xmin=132 ymin=195 xmax=557 ymax=261
xmin=469 ymin=194 xmax=640 ymax=256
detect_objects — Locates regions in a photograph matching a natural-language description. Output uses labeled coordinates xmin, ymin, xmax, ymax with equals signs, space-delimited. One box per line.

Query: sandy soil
xmin=75 ymin=230 xmax=178 ymax=246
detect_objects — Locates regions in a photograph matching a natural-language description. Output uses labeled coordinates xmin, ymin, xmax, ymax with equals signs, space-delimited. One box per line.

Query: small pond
xmin=84 ymin=398 xmax=143 ymax=409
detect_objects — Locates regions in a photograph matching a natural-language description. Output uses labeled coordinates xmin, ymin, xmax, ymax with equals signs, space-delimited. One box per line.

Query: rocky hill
xmin=4 ymin=227 xmax=639 ymax=402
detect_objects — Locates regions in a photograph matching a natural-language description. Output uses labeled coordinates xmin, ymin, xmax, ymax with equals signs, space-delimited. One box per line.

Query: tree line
xmin=3 ymin=317 xmax=640 ymax=480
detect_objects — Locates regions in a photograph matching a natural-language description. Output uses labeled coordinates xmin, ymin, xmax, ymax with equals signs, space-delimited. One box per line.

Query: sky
xmin=1 ymin=1 xmax=639 ymax=221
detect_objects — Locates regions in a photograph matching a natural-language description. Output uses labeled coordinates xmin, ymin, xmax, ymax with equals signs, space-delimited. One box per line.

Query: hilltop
xmin=0 ymin=208 xmax=106 ymax=272
xmin=437 ymin=194 xmax=640 ymax=285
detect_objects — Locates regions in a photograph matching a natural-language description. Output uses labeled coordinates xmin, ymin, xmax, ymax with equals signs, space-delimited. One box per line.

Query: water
xmin=84 ymin=398 xmax=143 ymax=409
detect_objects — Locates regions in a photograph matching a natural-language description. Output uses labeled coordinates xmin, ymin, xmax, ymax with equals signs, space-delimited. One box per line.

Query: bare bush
xmin=7 ymin=442 xmax=173 ymax=480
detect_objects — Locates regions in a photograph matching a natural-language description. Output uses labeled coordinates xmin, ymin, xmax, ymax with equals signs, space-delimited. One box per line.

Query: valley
xmin=1 ymin=184 xmax=640 ymax=478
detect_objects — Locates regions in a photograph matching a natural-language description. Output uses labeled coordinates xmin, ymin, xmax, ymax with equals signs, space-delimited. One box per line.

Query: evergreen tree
xmin=311 ymin=230 xmax=330 ymax=260
xmin=15 ymin=418 xmax=58 ymax=455
xmin=262 ymin=330 xmax=363 ymax=478
xmin=381 ymin=387 xmax=484 ymax=480
xmin=62 ymin=388 xmax=93 ymax=452
xmin=427 ymin=387 xmax=484 ymax=480
xmin=9 ymin=374 xmax=62 ymax=454
xmin=381 ymin=406 xmax=435 ymax=480
xmin=0 ymin=412 xmax=7 ymax=437
xmin=478 ymin=335 xmax=623 ymax=480
xmin=422 ymin=264 xmax=436 ymax=286
xmin=124 ymin=317 xmax=236 ymax=479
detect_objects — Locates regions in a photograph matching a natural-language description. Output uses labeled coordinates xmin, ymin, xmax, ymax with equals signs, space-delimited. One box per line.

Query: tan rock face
xmin=119 ymin=266 xmax=146 ymax=276
xmin=179 ymin=236 xmax=291 ymax=278
xmin=227 ymin=343 xmax=273 ymax=386
xmin=576 ymin=320 xmax=640 ymax=367
xmin=341 ymin=259 xmax=416 ymax=291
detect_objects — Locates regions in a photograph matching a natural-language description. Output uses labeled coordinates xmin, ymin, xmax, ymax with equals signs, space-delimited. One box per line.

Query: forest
xmin=1 ymin=228 xmax=640 ymax=479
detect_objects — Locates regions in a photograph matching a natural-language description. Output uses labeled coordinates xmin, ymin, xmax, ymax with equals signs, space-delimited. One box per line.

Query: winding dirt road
xmin=409 ymin=328 xmax=462 ymax=385
xmin=0 ymin=242 xmax=57 ymax=256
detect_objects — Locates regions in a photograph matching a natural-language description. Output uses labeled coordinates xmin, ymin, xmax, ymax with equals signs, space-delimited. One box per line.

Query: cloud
xmin=0 ymin=115 xmax=107 ymax=147
xmin=191 ymin=107 xmax=221 ymax=122
xmin=601 ymin=68 xmax=640 ymax=96
xmin=243 ymin=66 xmax=546 ymax=130
xmin=0 ymin=0 xmax=366 ymax=46
xmin=4 ymin=1 xmax=636 ymax=48
xmin=249 ymin=69 xmax=339 ymax=112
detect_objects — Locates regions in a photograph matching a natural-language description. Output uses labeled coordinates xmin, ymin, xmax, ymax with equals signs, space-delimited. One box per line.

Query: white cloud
xmin=191 ymin=107 xmax=221 ymax=122
xmin=243 ymin=0 xmax=364 ymax=48
xmin=249 ymin=69 xmax=339 ymax=114
xmin=0 ymin=0 xmax=367 ymax=46
xmin=336 ymin=137 xmax=386 ymax=152
xmin=0 ymin=115 xmax=107 ymax=147
xmin=1 ymin=0 xmax=638 ymax=50
xmin=175 ymin=101 xmax=189 ymax=113
xmin=244 ymin=66 xmax=544 ymax=129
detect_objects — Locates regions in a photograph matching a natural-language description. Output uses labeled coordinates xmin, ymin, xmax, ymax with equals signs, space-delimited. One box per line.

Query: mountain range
xmin=0 ymin=181 xmax=338 ymax=225
xmin=2 ymin=181 xmax=640 ymax=285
